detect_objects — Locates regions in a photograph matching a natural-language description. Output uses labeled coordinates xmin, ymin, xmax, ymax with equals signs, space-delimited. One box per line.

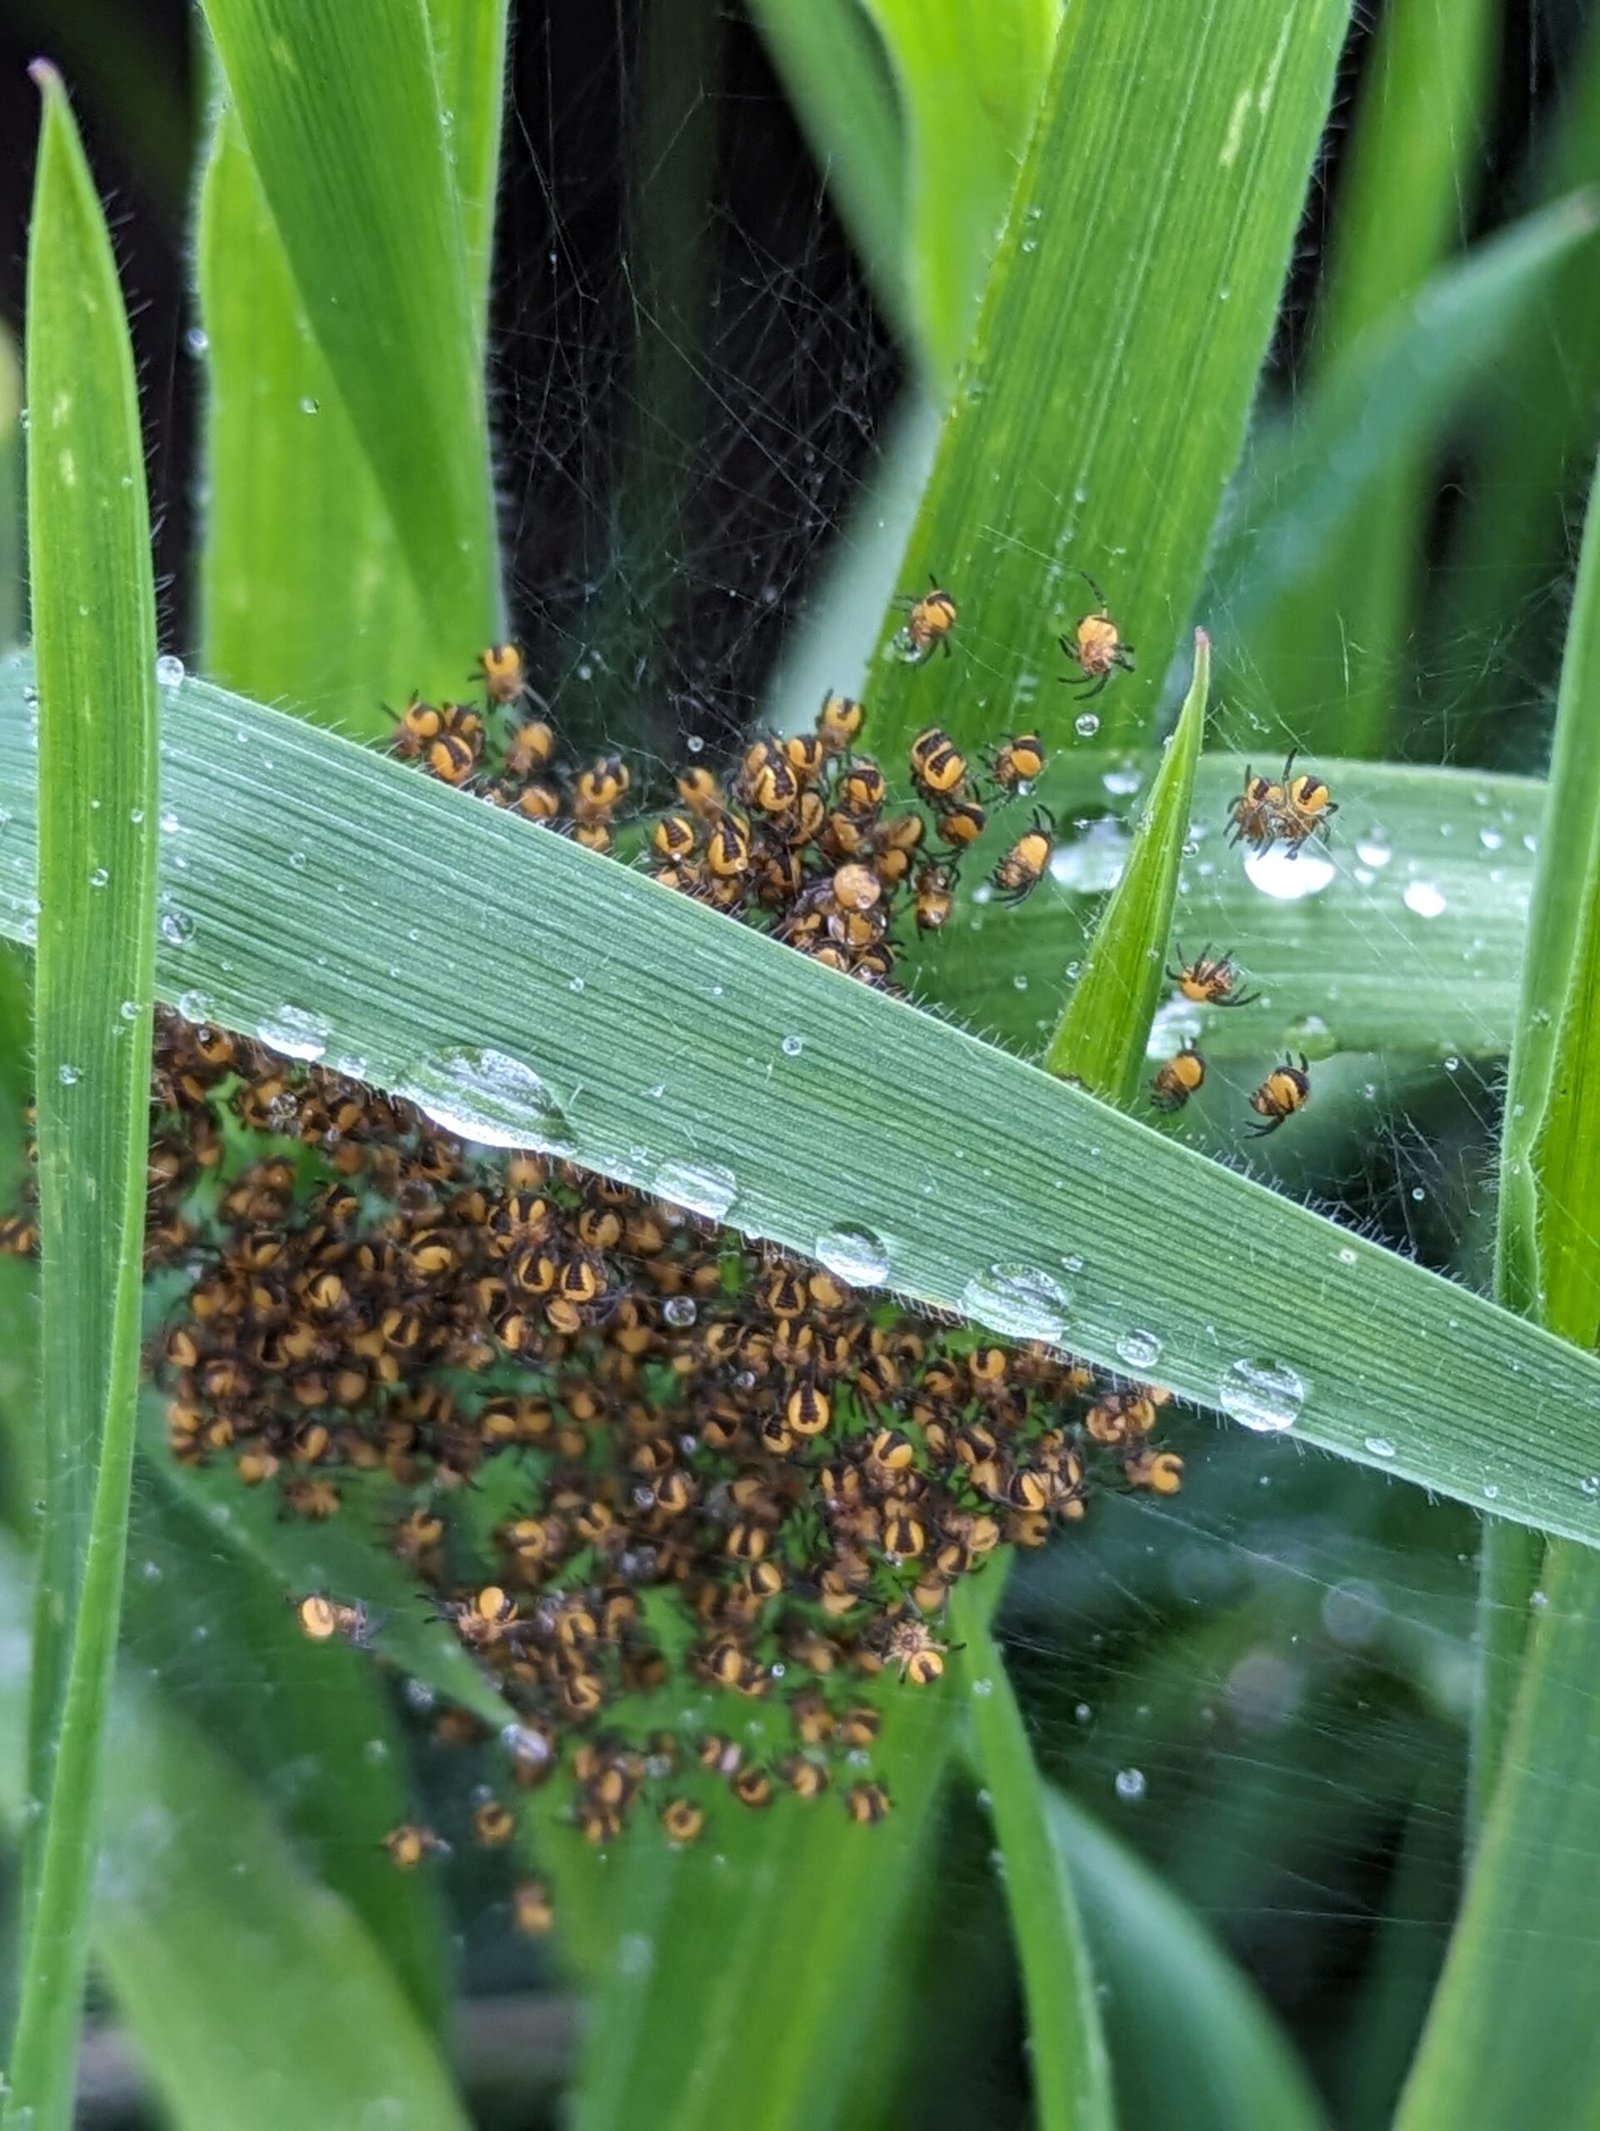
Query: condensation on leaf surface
xmin=958 ymin=1264 xmax=1071 ymax=1344
xmin=396 ymin=1047 xmax=574 ymax=1153
xmin=812 ymin=1226 xmax=892 ymax=1287
xmin=1217 ymin=1358 xmax=1305 ymax=1435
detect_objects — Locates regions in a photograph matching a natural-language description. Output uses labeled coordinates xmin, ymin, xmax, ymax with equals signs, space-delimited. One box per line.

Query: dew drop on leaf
xmin=1218 ymin=1358 xmax=1304 ymax=1434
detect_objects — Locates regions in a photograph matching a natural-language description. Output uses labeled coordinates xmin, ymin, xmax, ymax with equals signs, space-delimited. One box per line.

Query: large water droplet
xmin=1116 ymin=1328 xmax=1162 ymax=1370
xmin=662 ymin=1295 xmax=698 ymax=1327
xmin=1402 ymin=880 xmax=1447 ymax=919
xmin=1244 ymin=847 xmax=1335 ymax=901
xmin=56 ymin=1062 xmax=81 ymax=1087
xmin=155 ymin=654 xmax=186 ymax=688
xmin=398 ymin=1047 xmax=573 ymax=1152
xmin=1114 ymin=1767 xmax=1146 ymax=1801
xmin=653 ymin=1158 xmax=737 ymax=1221
xmin=958 ymin=1264 xmax=1070 ymax=1344
xmin=1218 ymin=1358 xmax=1304 ymax=1434
xmin=813 ymin=1227 xmax=891 ymax=1287
xmin=158 ymin=908 xmax=195 ymax=946
xmin=255 ymin=1005 xmax=330 ymax=1063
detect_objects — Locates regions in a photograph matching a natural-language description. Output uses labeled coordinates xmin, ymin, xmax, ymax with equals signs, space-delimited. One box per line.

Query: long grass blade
xmin=0 ymin=1544 xmax=471 ymax=2131
xmin=196 ymin=0 xmax=498 ymax=657
xmin=1241 ymin=0 xmax=1497 ymax=757
xmin=1045 ymin=631 xmax=1208 ymax=1098
xmin=1400 ymin=452 xmax=1600 ymax=2124
xmin=956 ymin=1596 xmax=1113 ymax=2131
xmin=0 ymin=664 xmax=1594 ymax=1548
xmin=4 ymin=68 xmax=160 ymax=2131
xmin=193 ymin=105 xmax=436 ymax=734
xmin=1209 ymin=194 xmax=1599 ymax=688
xmin=863 ymin=0 xmax=1353 ymax=786
xmin=1047 ymin=1787 xmax=1327 ymax=2131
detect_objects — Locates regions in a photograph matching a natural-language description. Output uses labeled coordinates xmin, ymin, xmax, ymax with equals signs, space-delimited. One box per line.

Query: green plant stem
xmin=5 ymin=66 xmax=160 ymax=2131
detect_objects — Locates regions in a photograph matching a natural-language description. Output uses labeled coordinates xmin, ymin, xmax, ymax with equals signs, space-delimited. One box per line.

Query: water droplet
xmin=1102 ymin=764 xmax=1141 ymax=797
xmin=1364 ymin=1435 xmax=1397 ymax=1459
xmin=155 ymin=654 xmax=185 ymax=688
xmin=958 ymin=1264 xmax=1070 ymax=1344
xmin=1116 ymin=1329 xmax=1162 ymax=1369
xmin=971 ymin=1676 xmax=994 ymax=1697
xmin=1582 ymin=1476 xmax=1600 ymax=1499
xmin=1244 ymin=847 xmax=1335 ymax=900
xmin=652 ymin=1158 xmax=737 ymax=1221
xmin=781 ymin=1034 xmax=804 ymax=1058
xmin=1074 ymin=711 xmax=1100 ymax=738
xmin=158 ymin=808 xmax=181 ymax=834
xmin=56 ymin=1062 xmax=81 ymax=1087
xmin=1337 ymin=1245 xmax=1357 ymax=1265
xmin=1217 ymin=1358 xmax=1304 ymax=1434
xmin=1402 ymin=880 xmax=1447 ymax=919
xmin=158 ymin=908 xmax=195 ymax=946
xmin=174 ymin=990 xmax=210 ymax=1020
xmin=1482 ymin=1481 xmax=1500 ymax=1501
xmin=1355 ymin=836 xmax=1391 ymax=867
xmin=287 ymin=850 xmax=307 ymax=872
xmin=88 ymin=866 xmax=108 ymax=888
xmin=119 ymin=999 xmax=140 ymax=1021
xmin=399 ymin=1048 xmax=574 ymax=1154
xmin=184 ymin=326 xmax=210 ymax=356
xmin=299 ymin=396 xmax=320 ymax=415
xmin=813 ymin=1227 xmax=891 ymax=1287
xmin=255 ymin=1005 xmax=330 ymax=1063
xmin=1479 ymin=827 xmax=1503 ymax=851
xmin=129 ymin=806 xmax=144 ymax=824
xmin=662 ymin=1295 xmax=698 ymax=1327
xmin=1114 ymin=1767 xmax=1146 ymax=1801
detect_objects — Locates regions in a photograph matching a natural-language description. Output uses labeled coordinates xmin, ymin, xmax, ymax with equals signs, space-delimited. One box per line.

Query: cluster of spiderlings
xmin=0 ymin=647 xmax=1184 ymax=1893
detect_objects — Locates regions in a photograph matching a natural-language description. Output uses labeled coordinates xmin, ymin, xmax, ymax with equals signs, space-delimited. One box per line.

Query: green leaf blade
xmin=1406 ymin=466 xmax=1600 ymax=2122
xmin=957 ymin=1596 xmax=1113 ymax=2131
xmin=197 ymin=0 xmax=499 ymax=656
xmin=1045 ymin=630 xmax=1208 ymax=1100
xmin=7 ymin=64 xmax=160 ymax=2130
xmin=194 ymin=105 xmax=437 ymax=734
xmin=1047 ymin=1788 xmax=1327 ymax=2131
xmin=0 ymin=663 xmax=1596 ymax=1550
xmin=865 ymin=0 xmax=1353 ymax=783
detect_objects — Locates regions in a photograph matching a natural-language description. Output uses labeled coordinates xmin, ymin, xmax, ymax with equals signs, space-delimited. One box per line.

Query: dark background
xmin=0 ymin=0 xmax=1590 ymax=735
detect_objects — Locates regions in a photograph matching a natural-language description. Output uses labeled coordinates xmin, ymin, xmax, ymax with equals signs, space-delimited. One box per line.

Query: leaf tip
xmin=27 ymin=57 xmax=63 ymax=100
xmin=1193 ymin=627 xmax=1210 ymax=652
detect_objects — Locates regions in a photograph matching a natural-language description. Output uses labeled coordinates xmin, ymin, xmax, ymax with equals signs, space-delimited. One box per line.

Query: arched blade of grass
xmin=744 ymin=0 xmax=910 ymax=348
xmin=197 ymin=0 xmax=498 ymax=658
xmin=1045 ymin=631 xmax=1209 ymax=1099
xmin=1437 ymin=19 xmax=1600 ymax=759
xmin=1399 ymin=453 xmax=1600 ymax=2130
xmin=1208 ymin=193 xmax=1599 ymax=712
xmin=1238 ymin=0 xmax=1497 ymax=758
xmin=0 ymin=665 xmax=1595 ymax=1551
xmin=1045 ymin=1787 xmax=1327 ymax=2131
xmin=861 ymin=0 xmax=1353 ymax=789
xmin=5 ymin=70 xmax=160 ymax=2131
xmin=952 ymin=1596 xmax=1113 ymax=2131
xmin=0 ymin=1543 xmax=472 ymax=2131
